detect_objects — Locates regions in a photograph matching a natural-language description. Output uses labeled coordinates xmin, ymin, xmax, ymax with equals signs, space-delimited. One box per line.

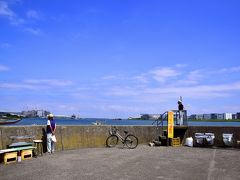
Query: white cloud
xmin=0 ymin=79 xmax=74 ymax=91
xmin=149 ymin=67 xmax=181 ymax=82
xmin=24 ymin=27 xmax=41 ymax=35
xmin=101 ymin=73 xmax=149 ymax=84
xmin=218 ymin=66 xmax=240 ymax=73
xmin=187 ymin=70 xmax=203 ymax=81
xmin=0 ymin=1 xmax=25 ymax=25
xmin=26 ymin=10 xmax=39 ymax=19
xmin=24 ymin=79 xmax=74 ymax=86
xmin=99 ymin=104 xmax=142 ymax=113
xmin=0 ymin=1 xmax=14 ymax=17
xmin=9 ymin=16 xmax=24 ymax=25
xmin=133 ymin=74 xmax=148 ymax=83
xmin=107 ymin=87 xmax=139 ymax=96
xmin=102 ymin=67 xmax=181 ymax=85
xmin=0 ymin=82 xmax=42 ymax=90
xmin=101 ymin=66 xmax=240 ymax=104
xmin=0 ymin=1 xmax=41 ymax=35
xmin=0 ymin=42 xmax=11 ymax=48
xmin=106 ymin=81 xmax=240 ymax=103
xmin=0 ymin=64 xmax=10 ymax=71
xmin=102 ymin=75 xmax=117 ymax=80
xmin=143 ymin=82 xmax=240 ymax=98
xmin=175 ymin=64 xmax=187 ymax=68
xmin=176 ymin=70 xmax=203 ymax=85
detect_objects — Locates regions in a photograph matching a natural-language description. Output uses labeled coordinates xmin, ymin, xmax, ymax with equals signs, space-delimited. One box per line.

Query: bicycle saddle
xmin=124 ymin=130 xmax=128 ymax=134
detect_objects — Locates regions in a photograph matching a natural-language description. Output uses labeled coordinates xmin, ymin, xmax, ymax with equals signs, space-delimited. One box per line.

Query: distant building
xmin=196 ymin=114 xmax=204 ymax=120
xmin=211 ymin=113 xmax=218 ymax=120
xmin=21 ymin=110 xmax=37 ymax=118
xmin=217 ymin=113 xmax=224 ymax=120
xmin=232 ymin=114 xmax=236 ymax=119
xmin=203 ymin=114 xmax=211 ymax=120
xmin=236 ymin=112 xmax=240 ymax=119
xmin=190 ymin=112 xmax=238 ymax=120
xmin=189 ymin=114 xmax=197 ymax=120
xmin=224 ymin=113 xmax=232 ymax=120
xmin=21 ymin=110 xmax=50 ymax=118
xmin=189 ymin=114 xmax=204 ymax=120
xmin=140 ymin=114 xmax=161 ymax=120
xmin=37 ymin=110 xmax=44 ymax=117
xmin=37 ymin=110 xmax=50 ymax=118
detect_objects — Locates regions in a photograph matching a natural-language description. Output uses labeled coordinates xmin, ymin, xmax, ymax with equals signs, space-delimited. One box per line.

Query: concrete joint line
xmin=207 ymin=149 xmax=216 ymax=180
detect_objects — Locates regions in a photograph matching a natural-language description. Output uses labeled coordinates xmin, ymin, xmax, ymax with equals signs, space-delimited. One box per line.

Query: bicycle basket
xmin=109 ymin=127 xmax=117 ymax=135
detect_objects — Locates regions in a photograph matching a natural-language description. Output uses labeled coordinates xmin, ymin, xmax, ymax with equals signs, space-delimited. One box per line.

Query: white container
xmin=205 ymin=133 xmax=215 ymax=145
xmin=223 ymin=133 xmax=233 ymax=146
xmin=195 ymin=133 xmax=204 ymax=145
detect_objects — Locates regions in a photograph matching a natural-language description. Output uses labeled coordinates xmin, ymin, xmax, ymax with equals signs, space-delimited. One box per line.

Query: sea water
xmin=5 ymin=117 xmax=240 ymax=126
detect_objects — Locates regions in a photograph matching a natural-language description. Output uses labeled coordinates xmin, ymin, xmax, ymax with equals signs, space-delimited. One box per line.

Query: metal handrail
xmin=152 ymin=110 xmax=188 ymax=138
xmin=152 ymin=111 xmax=168 ymax=125
xmin=152 ymin=111 xmax=168 ymax=137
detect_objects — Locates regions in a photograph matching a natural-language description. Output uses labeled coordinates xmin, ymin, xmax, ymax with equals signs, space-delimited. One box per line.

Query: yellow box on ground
xmin=21 ymin=149 xmax=32 ymax=160
xmin=171 ymin=137 xmax=181 ymax=147
xmin=4 ymin=152 xmax=17 ymax=164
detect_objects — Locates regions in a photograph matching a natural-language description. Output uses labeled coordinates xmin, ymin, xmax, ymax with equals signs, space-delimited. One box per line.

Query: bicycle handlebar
xmin=109 ymin=126 xmax=118 ymax=135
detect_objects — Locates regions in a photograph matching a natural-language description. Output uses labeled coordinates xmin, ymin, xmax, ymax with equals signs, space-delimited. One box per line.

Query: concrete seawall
xmin=0 ymin=126 xmax=156 ymax=151
xmin=0 ymin=126 xmax=239 ymax=150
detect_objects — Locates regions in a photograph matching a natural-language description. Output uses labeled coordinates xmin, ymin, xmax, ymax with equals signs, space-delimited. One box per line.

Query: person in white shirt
xmin=46 ymin=114 xmax=56 ymax=153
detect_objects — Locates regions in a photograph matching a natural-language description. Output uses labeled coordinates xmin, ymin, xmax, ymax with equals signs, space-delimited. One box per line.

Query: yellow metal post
xmin=168 ymin=111 xmax=174 ymax=145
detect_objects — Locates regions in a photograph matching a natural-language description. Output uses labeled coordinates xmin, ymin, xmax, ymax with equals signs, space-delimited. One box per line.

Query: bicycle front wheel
xmin=125 ymin=135 xmax=138 ymax=149
xmin=106 ymin=135 xmax=119 ymax=148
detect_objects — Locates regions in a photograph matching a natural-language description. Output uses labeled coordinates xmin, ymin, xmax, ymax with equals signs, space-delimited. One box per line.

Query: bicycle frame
xmin=107 ymin=126 xmax=138 ymax=149
xmin=110 ymin=127 xmax=127 ymax=143
xmin=115 ymin=131 xmax=125 ymax=143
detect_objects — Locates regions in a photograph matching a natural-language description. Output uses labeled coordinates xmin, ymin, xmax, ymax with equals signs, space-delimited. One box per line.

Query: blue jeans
xmin=47 ymin=133 xmax=55 ymax=153
xmin=177 ymin=111 xmax=184 ymax=125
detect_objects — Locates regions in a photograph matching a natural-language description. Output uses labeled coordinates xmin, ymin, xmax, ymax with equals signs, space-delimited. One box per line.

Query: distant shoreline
xmin=128 ymin=118 xmax=240 ymax=122
xmin=188 ymin=119 xmax=240 ymax=122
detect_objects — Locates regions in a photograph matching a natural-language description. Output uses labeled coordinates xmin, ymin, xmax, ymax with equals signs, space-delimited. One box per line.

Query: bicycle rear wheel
xmin=106 ymin=135 xmax=119 ymax=147
xmin=125 ymin=135 xmax=138 ymax=149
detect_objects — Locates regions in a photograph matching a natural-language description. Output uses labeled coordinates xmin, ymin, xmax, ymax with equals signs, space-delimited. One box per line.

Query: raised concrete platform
xmin=0 ymin=146 xmax=239 ymax=180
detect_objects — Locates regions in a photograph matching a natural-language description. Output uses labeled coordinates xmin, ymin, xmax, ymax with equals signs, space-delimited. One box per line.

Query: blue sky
xmin=0 ymin=0 xmax=240 ymax=118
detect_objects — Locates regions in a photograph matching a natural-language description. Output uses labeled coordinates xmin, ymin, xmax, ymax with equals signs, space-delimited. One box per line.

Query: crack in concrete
xmin=207 ymin=149 xmax=216 ymax=180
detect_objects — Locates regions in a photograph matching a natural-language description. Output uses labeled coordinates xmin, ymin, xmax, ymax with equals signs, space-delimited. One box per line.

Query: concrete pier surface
xmin=0 ymin=146 xmax=240 ymax=180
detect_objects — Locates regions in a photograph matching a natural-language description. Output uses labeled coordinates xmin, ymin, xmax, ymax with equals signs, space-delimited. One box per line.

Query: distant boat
xmin=113 ymin=118 xmax=122 ymax=120
xmin=92 ymin=120 xmax=106 ymax=125
xmin=0 ymin=118 xmax=22 ymax=125
xmin=71 ymin=114 xmax=76 ymax=119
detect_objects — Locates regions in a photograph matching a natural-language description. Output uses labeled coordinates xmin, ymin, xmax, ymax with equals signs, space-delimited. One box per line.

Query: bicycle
xmin=106 ymin=126 xmax=138 ymax=149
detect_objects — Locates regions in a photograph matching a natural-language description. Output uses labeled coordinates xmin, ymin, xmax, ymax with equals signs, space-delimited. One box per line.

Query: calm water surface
xmin=4 ymin=118 xmax=240 ymax=126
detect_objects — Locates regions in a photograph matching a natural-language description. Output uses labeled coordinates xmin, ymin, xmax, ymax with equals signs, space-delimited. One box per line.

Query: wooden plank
xmin=8 ymin=142 xmax=34 ymax=148
xmin=0 ymin=146 xmax=36 ymax=154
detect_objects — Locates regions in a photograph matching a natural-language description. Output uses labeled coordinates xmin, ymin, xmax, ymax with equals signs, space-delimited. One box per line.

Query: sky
xmin=0 ymin=0 xmax=240 ymax=118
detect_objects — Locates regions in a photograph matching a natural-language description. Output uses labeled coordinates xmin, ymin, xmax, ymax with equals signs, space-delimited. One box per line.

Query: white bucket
xmin=223 ymin=133 xmax=233 ymax=146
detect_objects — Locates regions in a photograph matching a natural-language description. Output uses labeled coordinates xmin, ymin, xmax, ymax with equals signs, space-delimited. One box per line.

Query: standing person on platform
xmin=46 ymin=114 xmax=56 ymax=154
xmin=177 ymin=99 xmax=184 ymax=125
